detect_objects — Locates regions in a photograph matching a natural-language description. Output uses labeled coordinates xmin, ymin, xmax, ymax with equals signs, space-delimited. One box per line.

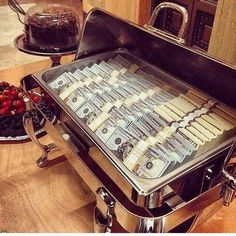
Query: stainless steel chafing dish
xmin=20 ymin=4 xmax=236 ymax=233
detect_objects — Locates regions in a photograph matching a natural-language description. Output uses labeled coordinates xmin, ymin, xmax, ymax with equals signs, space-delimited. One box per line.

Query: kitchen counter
xmin=0 ymin=59 xmax=236 ymax=233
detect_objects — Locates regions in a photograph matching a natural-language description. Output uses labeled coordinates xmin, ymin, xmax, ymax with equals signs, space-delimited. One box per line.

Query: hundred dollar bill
xmin=132 ymin=148 xmax=172 ymax=178
xmin=75 ymin=100 xmax=110 ymax=131
xmin=167 ymin=136 xmax=193 ymax=158
xmin=124 ymin=121 xmax=149 ymax=141
xmin=127 ymin=105 xmax=147 ymax=118
xmin=66 ymin=89 xmax=88 ymax=111
xmin=177 ymin=128 xmax=202 ymax=150
xmin=95 ymin=118 xmax=118 ymax=143
xmin=119 ymin=79 xmax=141 ymax=94
xmin=81 ymin=67 xmax=96 ymax=78
xmin=147 ymin=111 xmax=171 ymax=127
xmin=108 ymin=106 xmax=134 ymax=126
xmin=107 ymin=58 xmax=126 ymax=71
xmin=98 ymin=61 xmax=120 ymax=79
xmin=151 ymin=93 xmax=171 ymax=104
xmin=90 ymin=63 xmax=110 ymax=80
xmin=154 ymin=144 xmax=177 ymax=163
xmin=100 ymin=91 xmax=117 ymax=103
xmin=113 ymin=83 xmax=132 ymax=97
xmin=135 ymin=116 xmax=159 ymax=136
xmin=105 ymin=126 xmax=140 ymax=161
xmin=89 ymin=93 xmax=107 ymax=109
xmin=112 ymin=55 xmax=133 ymax=69
xmin=117 ymin=74 xmax=145 ymax=92
xmin=162 ymin=139 xmax=187 ymax=163
xmin=129 ymin=101 xmax=152 ymax=115
xmin=73 ymin=69 xmax=87 ymax=81
xmin=87 ymin=82 xmax=105 ymax=94
xmin=119 ymin=105 xmax=136 ymax=117
xmin=103 ymin=85 xmax=124 ymax=100
xmin=123 ymin=74 xmax=151 ymax=91
xmin=136 ymin=69 xmax=164 ymax=88
xmin=143 ymin=112 xmax=165 ymax=131
xmin=144 ymin=96 xmax=163 ymax=106
xmin=172 ymin=132 xmax=197 ymax=154
xmin=90 ymin=93 xmax=121 ymax=113
xmin=48 ymin=72 xmax=72 ymax=92
xmin=125 ymin=71 xmax=154 ymax=89
xmin=89 ymin=63 xmax=106 ymax=76
xmin=98 ymin=61 xmax=114 ymax=74
xmin=75 ymin=100 xmax=101 ymax=125
xmin=63 ymin=72 xmax=77 ymax=83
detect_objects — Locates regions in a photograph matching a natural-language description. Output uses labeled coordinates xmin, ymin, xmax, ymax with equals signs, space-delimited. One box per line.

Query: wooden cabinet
xmin=150 ymin=0 xmax=218 ymax=51
xmin=208 ymin=0 xmax=236 ymax=66
xmin=82 ymin=0 xmax=151 ymax=25
xmin=83 ymin=0 xmax=217 ymax=52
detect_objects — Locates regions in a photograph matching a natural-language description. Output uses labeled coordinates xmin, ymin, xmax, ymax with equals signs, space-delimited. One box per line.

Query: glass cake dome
xmin=24 ymin=4 xmax=80 ymax=52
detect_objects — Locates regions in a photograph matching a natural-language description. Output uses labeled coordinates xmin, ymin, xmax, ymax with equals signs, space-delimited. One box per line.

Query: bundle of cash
xmin=47 ymin=54 xmax=236 ymax=179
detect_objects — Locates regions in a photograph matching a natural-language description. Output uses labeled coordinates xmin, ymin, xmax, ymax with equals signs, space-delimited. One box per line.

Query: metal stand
xmin=23 ymin=112 xmax=57 ymax=168
xmin=14 ymin=34 xmax=77 ymax=67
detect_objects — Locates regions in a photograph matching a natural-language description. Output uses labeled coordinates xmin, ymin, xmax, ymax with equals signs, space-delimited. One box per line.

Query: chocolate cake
xmin=24 ymin=5 xmax=79 ymax=52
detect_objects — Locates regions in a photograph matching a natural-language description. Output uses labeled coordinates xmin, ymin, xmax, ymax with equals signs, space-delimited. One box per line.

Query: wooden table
xmin=0 ymin=59 xmax=235 ymax=233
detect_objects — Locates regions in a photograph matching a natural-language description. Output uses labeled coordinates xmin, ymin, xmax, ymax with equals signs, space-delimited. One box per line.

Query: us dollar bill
xmin=105 ymin=126 xmax=139 ymax=161
xmin=66 ymin=89 xmax=87 ymax=111
xmin=75 ymin=101 xmax=102 ymax=126
xmin=112 ymin=55 xmax=132 ymax=68
xmin=95 ymin=118 xmax=118 ymax=143
xmin=132 ymin=148 xmax=171 ymax=178
xmin=48 ymin=72 xmax=72 ymax=93
xmin=135 ymin=116 xmax=159 ymax=136
xmin=124 ymin=121 xmax=149 ymax=141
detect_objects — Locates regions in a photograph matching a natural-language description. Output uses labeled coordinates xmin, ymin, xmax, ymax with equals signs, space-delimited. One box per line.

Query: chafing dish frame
xmin=21 ymin=7 xmax=236 ymax=233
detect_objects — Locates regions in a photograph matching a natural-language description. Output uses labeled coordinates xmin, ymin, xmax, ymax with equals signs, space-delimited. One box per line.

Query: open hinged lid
xmin=76 ymin=8 xmax=236 ymax=108
xmin=27 ymin=8 xmax=236 ymax=195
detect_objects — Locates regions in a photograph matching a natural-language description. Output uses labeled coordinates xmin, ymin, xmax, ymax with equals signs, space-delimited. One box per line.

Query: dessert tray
xmin=14 ymin=34 xmax=78 ymax=56
xmin=0 ymin=81 xmax=56 ymax=142
xmin=14 ymin=34 xmax=78 ymax=67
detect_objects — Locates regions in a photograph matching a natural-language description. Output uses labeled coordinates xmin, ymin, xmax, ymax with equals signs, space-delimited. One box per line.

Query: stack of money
xmin=47 ymin=54 xmax=236 ymax=179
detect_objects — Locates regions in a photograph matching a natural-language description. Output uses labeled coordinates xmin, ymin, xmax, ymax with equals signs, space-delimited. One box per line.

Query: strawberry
xmin=9 ymin=89 xmax=19 ymax=98
xmin=2 ymin=100 xmax=13 ymax=108
xmin=0 ymin=94 xmax=6 ymax=102
xmin=32 ymin=95 xmax=41 ymax=104
xmin=2 ymin=89 xmax=11 ymax=96
xmin=0 ymin=107 xmax=10 ymax=115
xmin=13 ymin=99 xmax=25 ymax=108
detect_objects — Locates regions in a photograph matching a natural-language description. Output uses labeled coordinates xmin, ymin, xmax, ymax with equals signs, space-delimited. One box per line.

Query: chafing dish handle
xmin=23 ymin=111 xmax=57 ymax=168
xmin=144 ymin=2 xmax=188 ymax=44
xmin=220 ymin=139 xmax=236 ymax=206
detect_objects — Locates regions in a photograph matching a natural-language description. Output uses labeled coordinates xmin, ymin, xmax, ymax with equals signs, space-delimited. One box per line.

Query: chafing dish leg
xmin=220 ymin=169 xmax=236 ymax=206
xmin=94 ymin=187 xmax=116 ymax=233
xmin=220 ymin=141 xmax=236 ymax=206
xmin=23 ymin=112 xmax=57 ymax=168
xmin=94 ymin=207 xmax=109 ymax=233
xmin=136 ymin=218 xmax=163 ymax=233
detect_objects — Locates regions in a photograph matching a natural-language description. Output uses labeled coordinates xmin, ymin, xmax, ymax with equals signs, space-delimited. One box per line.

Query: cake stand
xmin=14 ymin=34 xmax=77 ymax=67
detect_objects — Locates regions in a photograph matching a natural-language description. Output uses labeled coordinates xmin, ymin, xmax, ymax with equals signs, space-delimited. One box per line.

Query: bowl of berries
xmin=0 ymin=81 xmax=54 ymax=141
